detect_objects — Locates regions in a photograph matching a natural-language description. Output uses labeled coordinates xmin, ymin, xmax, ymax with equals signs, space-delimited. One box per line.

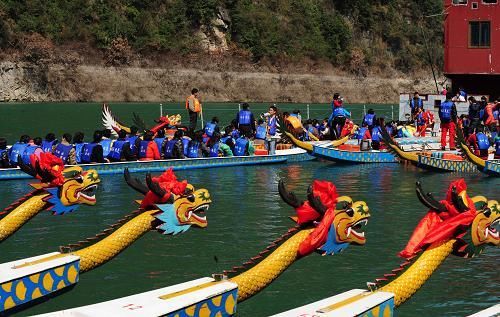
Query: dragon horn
xmin=451 ymin=186 xmax=469 ymax=212
xmin=415 ymin=181 xmax=447 ymax=212
xmin=307 ymin=184 xmax=327 ymax=214
xmin=17 ymin=155 xmax=37 ymax=177
xmin=35 ymin=160 xmax=55 ymax=183
xmin=278 ymin=180 xmax=303 ymax=208
xmin=146 ymin=172 xmax=166 ymax=198
xmin=379 ymin=125 xmax=394 ymax=146
xmin=124 ymin=168 xmax=148 ymax=195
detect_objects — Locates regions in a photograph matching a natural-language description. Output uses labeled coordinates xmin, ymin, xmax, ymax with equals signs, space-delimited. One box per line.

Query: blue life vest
xmin=209 ymin=143 xmax=220 ymax=157
xmin=187 ymin=141 xmax=200 ymax=158
xmin=238 ymin=110 xmax=252 ymax=125
xmin=231 ymin=130 xmax=240 ymax=139
xmin=356 ymin=128 xmax=368 ymax=140
xmin=9 ymin=143 xmax=29 ymax=165
xmin=268 ymin=116 xmax=277 ymax=136
xmin=364 ymin=114 xmax=375 ymax=127
xmin=332 ymin=107 xmax=345 ymax=118
xmin=41 ymin=140 xmax=56 ymax=153
xmin=164 ymin=140 xmax=177 ymax=158
xmin=74 ymin=143 xmax=86 ymax=164
xmin=234 ymin=138 xmax=249 ymax=156
xmin=100 ymin=139 xmax=113 ymax=157
xmin=477 ymin=133 xmax=490 ymax=150
xmin=371 ymin=127 xmax=382 ymax=142
xmin=255 ymin=126 xmax=266 ymax=140
xmin=53 ymin=144 xmax=73 ymax=163
xmin=494 ymin=110 xmax=499 ymax=120
xmin=81 ymin=143 xmax=99 ymax=163
xmin=410 ymin=98 xmax=423 ymax=111
xmin=108 ymin=140 xmax=127 ymax=160
xmin=182 ymin=138 xmax=190 ymax=156
xmin=439 ymin=101 xmax=453 ymax=122
xmin=479 ymin=109 xmax=485 ymax=120
xmin=127 ymin=136 xmax=139 ymax=152
xmin=22 ymin=145 xmax=40 ymax=165
xmin=205 ymin=123 xmax=217 ymax=137
xmin=138 ymin=141 xmax=151 ymax=159
xmin=417 ymin=113 xmax=425 ymax=126
xmin=0 ymin=149 xmax=5 ymax=158
xmin=154 ymin=138 xmax=165 ymax=153
xmin=386 ymin=126 xmax=393 ymax=136
xmin=495 ymin=138 xmax=500 ymax=155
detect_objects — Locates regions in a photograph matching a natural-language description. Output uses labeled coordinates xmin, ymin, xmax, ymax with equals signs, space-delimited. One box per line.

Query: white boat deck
xmin=35 ymin=277 xmax=238 ymax=317
xmin=271 ymin=289 xmax=394 ymax=317
xmin=467 ymin=304 xmax=500 ymax=317
xmin=0 ymin=252 xmax=76 ymax=284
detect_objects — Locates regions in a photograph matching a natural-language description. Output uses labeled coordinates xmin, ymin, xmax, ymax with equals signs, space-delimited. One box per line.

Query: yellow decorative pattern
xmin=377 ymin=240 xmax=455 ymax=307
xmin=0 ymin=261 xmax=79 ymax=313
xmin=71 ymin=210 xmax=156 ymax=272
xmin=229 ymin=229 xmax=313 ymax=301
xmin=0 ymin=194 xmax=50 ymax=242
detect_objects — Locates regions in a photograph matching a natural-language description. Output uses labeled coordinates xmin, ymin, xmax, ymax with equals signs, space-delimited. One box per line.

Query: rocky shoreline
xmin=0 ymin=61 xmax=437 ymax=104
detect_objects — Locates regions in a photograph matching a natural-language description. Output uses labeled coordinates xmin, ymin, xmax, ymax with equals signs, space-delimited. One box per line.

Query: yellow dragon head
xmin=471 ymin=199 xmax=500 ymax=247
xmin=124 ymin=169 xmax=211 ymax=234
xmin=19 ymin=153 xmax=100 ymax=215
xmin=278 ymin=180 xmax=370 ymax=256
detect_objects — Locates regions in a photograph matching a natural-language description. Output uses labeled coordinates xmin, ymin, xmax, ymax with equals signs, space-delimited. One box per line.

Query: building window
xmin=452 ymin=0 xmax=468 ymax=4
xmin=482 ymin=0 xmax=497 ymax=3
xmin=469 ymin=21 xmax=491 ymax=47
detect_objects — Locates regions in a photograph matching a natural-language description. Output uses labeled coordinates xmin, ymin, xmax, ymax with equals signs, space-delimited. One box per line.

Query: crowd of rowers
xmin=0 ymin=104 xmax=281 ymax=168
xmin=1 ymin=92 xmax=498 ymax=169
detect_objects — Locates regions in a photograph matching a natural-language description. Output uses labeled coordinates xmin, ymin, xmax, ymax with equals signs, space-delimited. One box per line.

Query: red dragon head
xmin=279 ymin=180 xmax=370 ymax=257
xmin=399 ymin=179 xmax=499 ymax=259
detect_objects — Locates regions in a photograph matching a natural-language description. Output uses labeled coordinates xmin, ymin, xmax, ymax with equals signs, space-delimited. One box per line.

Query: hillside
xmin=0 ymin=0 xmax=444 ymax=102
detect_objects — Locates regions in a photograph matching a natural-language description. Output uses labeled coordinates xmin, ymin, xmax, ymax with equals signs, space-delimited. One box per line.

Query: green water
xmin=0 ymin=102 xmax=397 ymax=143
xmin=0 ymin=163 xmax=498 ymax=317
xmin=0 ymin=103 xmax=498 ymax=316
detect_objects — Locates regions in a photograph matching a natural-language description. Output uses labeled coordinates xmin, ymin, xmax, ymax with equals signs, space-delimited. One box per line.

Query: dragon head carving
xmin=400 ymin=179 xmax=498 ymax=258
xmin=19 ymin=153 xmax=100 ymax=214
xmin=125 ymin=168 xmax=211 ymax=235
xmin=278 ymin=180 xmax=370 ymax=256
xmin=471 ymin=200 xmax=500 ymax=247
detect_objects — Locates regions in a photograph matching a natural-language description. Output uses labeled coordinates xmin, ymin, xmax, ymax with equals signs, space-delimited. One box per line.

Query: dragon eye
xmin=346 ymin=208 xmax=354 ymax=217
xmin=187 ymin=194 xmax=195 ymax=202
xmin=75 ymin=176 xmax=84 ymax=184
xmin=483 ymin=208 xmax=491 ymax=218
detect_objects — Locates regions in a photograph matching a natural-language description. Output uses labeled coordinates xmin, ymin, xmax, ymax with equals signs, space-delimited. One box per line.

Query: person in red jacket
xmin=138 ymin=130 xmax=160 ymax=161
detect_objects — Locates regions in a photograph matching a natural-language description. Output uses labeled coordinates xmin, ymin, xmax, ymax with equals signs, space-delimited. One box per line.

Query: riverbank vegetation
xmin=0 ymin=0 xmax=443 ymax=74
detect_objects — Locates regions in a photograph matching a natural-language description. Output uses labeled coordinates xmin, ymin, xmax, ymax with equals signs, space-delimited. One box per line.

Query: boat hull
xmin=0 ymin=150 xmax=314 ymax=181
xmin=417 ymin=156 xmax=478 ymax=173
xmin=483 ymin=160 xmax=500 ymax=176
xmin=312 ymin=146 xmax=398 ymax=164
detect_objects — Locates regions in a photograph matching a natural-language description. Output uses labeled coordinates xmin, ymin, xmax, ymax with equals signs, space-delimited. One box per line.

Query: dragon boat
xmin=455 ymin=128 xmax=500 ymax=176
xmin=381 ymin=127 xmax=478 ymax=173
xmin=273 ymin=179 xmax=499 ymax=316
xmin=0 ymin=169 xmax=211 ymax=314
xmin=34 ymin=180 xmax=371 ymax=317
xmin=0 ymin=148 xmax=312 ymax=181
xmin=0 ymin=154 xmax=100 ymax=243
xmin=285 ymin=131 xmax=444 ymax=164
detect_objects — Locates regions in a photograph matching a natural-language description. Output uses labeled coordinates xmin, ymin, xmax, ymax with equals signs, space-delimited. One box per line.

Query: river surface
xmin=0 ymin=162 xmax=497 ymax=317
xmin=0 ymin=102 xmax=397 ymax=143
xmin=0 ymin=103 xmax=498 ymax=317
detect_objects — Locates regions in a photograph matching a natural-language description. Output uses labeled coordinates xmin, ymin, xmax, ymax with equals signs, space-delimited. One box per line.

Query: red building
xmin=444 ymin=0 xmax=499 ymax=98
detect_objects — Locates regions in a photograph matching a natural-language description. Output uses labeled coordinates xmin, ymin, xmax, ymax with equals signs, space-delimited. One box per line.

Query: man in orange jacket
xmin=186 ymin=88 xmax=202 ymax=131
